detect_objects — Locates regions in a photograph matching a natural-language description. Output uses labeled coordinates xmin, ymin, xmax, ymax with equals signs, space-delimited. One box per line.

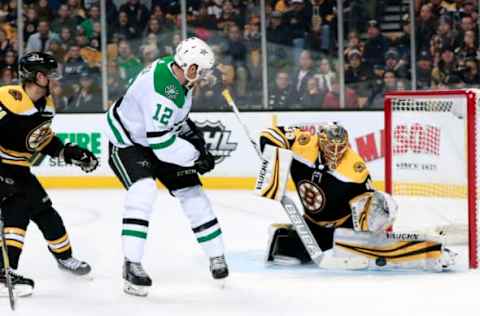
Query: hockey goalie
xmin=257 ymin=122 xmax=456 ymax=271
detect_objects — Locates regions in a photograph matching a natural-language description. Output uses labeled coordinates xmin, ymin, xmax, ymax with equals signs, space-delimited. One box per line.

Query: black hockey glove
xmin=181 ymin=119 xmax=207 ymax=153
xmin=194 ymin=151 xmax=215 ymax=175
xmin=61 ymin=143 xmax=99 ymax=173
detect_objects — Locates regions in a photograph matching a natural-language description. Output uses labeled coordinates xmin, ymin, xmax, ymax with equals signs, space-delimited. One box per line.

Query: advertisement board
xmin=34 ymin=112 xmax=386 ymax=189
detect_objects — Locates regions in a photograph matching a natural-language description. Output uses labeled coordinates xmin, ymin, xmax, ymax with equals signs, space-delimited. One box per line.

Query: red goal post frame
xmin=384 ymin=89 xmax=478 ymax=269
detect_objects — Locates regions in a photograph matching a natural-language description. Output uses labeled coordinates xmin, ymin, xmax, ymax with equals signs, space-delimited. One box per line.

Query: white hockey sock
xmin=193 ymin=218 xmax=224 ymax=258
xmin=174 ymin=186 xmax=225 ymax=258
xmin=122 ymin=178 xmax=157 ymax=263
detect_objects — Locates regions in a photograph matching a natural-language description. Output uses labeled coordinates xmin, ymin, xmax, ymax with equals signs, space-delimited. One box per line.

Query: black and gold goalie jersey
xmin=0 ymin=85 xmax=63 ymax=167
xmin=259 ymin=126 xmax=373 ymax=229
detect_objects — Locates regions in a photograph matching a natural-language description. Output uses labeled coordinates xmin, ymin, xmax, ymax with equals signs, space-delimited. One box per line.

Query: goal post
xmin=384 ymin=89 xmax=479 ymax=269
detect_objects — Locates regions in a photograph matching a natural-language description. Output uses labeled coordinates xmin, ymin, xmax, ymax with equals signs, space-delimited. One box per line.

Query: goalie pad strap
xmin=255 ymin=144 xmax=292 ymax=201
xmin=332 ymin=228 xmax=448 ymax=271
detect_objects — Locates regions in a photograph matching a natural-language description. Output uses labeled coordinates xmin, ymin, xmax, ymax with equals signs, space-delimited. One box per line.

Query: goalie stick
xmin=222 ymin=90 xmax=324 ymax=266
xmin=0 ymin=205 xmax=15 ymax=310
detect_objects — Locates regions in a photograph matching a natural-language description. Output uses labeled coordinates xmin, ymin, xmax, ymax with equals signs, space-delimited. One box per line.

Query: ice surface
xmin=1 ymin=189 xmax=479 ymax=316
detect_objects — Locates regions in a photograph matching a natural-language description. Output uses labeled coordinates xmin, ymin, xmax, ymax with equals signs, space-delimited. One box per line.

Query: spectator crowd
xmin=0 ymin=0 xmax=478 ymax=112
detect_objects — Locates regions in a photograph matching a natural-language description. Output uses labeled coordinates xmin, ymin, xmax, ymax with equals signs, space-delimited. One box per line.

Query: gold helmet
xmin=318 ymin=123 xmax=349 ymax=169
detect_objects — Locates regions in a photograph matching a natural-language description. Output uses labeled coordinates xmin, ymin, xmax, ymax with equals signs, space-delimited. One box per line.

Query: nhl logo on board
xmin=298 ymin=180 xmax=325 ymax=214
xmin=165 ymin=84 xmax=179 ymax=100
xmin=194 ymin=120 xmax=238 ymax=164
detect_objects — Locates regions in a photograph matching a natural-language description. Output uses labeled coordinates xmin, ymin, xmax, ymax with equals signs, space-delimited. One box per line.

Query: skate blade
xmin=123 ymin=280 xmax=149 ymax=297
xmin=58 ymin=268 xmax=94 ymax=281
xmin=0 ymin=284 xmax=33 ymax=297
xmin=213 ymin=277 xmax=227 ymax=289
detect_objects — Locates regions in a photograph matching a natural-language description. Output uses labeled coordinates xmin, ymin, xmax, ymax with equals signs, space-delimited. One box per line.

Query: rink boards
xmin=35 ymin=111 xmax=386 ymax=189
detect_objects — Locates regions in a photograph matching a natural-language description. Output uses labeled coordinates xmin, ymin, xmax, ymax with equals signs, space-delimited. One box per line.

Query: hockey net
xmin=384 ymin=90 xmax=479 ymax=269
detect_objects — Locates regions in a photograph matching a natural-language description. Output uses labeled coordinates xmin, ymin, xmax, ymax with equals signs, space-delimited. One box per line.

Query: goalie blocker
xmin=257 ymin=126 xmax=456 ymax=271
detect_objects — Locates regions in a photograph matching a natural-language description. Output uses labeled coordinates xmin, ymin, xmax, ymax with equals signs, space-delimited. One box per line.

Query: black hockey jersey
xmin=259 ymin=126 xmax=373 ymax=228
xmin=0 ymin=85 xmax=63 ymax=168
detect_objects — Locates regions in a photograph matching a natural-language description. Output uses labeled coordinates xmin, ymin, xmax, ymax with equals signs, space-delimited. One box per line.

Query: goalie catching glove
xmin=60 ymin=143 xmax=99 ymax=173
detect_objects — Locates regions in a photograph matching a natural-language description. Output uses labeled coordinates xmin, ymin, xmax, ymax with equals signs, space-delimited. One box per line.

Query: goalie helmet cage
xmin=384 ymin=89 xmax=479 ymax=269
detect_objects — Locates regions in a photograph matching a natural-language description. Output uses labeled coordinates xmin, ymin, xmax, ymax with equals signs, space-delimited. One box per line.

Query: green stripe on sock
xmin=122 ymin=230 xmax=147 ymax=239
xmin=107 ymin=111 xmax=125 ymax=145
xmin=197 ymin=229 xmax=221 ymax=243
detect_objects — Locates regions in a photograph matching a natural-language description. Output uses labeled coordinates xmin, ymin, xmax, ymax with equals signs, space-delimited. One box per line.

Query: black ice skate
xmin=123 ymin=260 xmax=152 ymax=297
xmin=210 ymin=255 xmax=229 ymax=279
xmin=0 ymin=268 xmax=34 ymax=297
xmin=57 ymin=257 xmax=92 ymax=276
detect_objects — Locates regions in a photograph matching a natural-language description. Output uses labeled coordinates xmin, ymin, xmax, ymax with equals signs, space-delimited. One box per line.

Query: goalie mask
xmin=318 ymin=123 xmax=349 ymax=169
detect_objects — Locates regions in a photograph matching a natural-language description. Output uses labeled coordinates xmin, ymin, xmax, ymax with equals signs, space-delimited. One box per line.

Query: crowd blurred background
xmin=0 ymin=0 xmax=479 ymax=112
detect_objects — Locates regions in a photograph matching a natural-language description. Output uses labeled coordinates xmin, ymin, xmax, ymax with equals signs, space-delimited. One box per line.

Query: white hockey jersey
xmin=105 ymin=56 xmax=199 ymax=167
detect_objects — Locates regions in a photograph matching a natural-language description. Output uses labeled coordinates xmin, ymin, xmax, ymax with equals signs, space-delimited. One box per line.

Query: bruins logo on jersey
xmin=298 ymin=180 xmax=326 ymax=214
xmin=297 ymin=133 xmax=311 ymax=145
xmin=26 ymin=121 xmax=53 ymax=151
xmin=354 ymin=161 xmax=366 ymax=173
xmin=8 ymin=89 xmax=22 ymax=101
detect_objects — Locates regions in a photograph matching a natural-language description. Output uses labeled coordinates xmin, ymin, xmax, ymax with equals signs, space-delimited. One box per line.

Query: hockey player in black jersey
xmin=0 ymin=52 xmax=99 ymax=297
xmin=260 ymin=122 xmax=456 ymax=271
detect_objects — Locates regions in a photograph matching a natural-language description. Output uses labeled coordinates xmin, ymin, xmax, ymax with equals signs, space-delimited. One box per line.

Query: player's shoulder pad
xmin=46 ymin=95 xmax=55 ymax=113
xmin=334 ymin=147 xmax=369 ymax=183
xmin=0 ymin=85 xmax=36 ymax=115
xmin=291 ymin=129 xmax=319 ymax=165
xmin=153 ymin=56 xmax=186 ymax=109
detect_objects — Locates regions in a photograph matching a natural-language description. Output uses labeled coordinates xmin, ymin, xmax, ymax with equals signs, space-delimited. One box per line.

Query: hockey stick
xmin=221 ymin=90 xmax=263 ymax=159
xmin=222 ymin=90 xmax=324 ymax=266
xmin=0 ymin=205 xmax=15 ymax=310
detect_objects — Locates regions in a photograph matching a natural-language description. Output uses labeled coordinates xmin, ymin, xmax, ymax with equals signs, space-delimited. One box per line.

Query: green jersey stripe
xmin=107 ymin=110 xmax=125 ymax=145
xmin=197 ymin=229 xmax=222 ymax=243
xmin=112 ymin=147 xmax=132 ymax=187
xmin=122 ymin=229 xmax=147 ymax=239
xmin=150 ymin=134 xmax=176 ymax=150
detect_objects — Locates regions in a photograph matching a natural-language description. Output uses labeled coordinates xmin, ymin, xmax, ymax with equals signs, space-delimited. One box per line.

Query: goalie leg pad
xmin=332 ymin=228 xmax=456 ymax=271
xmin=265 ymin=224 xmax=311 ymax=264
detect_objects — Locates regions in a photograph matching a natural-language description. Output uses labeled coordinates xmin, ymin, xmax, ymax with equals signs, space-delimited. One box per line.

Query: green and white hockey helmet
xmin=174 ymin=37 xmax=215 ymax=83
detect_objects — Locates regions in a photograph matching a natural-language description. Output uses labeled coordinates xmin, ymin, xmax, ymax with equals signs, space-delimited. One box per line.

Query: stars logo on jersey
xmin=165 ymin=85 xmax=179 ymax=100
xmin=200 ymin=49 xmax=208 ymax=56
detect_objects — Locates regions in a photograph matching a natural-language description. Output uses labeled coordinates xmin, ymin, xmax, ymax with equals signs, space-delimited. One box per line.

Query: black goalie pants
xmin=0 ymin=164 xmax=72 ymax=270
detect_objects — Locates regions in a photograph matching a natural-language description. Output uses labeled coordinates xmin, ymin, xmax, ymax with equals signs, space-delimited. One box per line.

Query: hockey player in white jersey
xmin=105 ymin=37 xmax=228 ymax=296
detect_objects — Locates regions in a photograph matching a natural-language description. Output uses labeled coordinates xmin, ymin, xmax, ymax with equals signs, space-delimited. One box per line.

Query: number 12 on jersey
xmin=153 ymin=104 xmax=173 ymax=125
